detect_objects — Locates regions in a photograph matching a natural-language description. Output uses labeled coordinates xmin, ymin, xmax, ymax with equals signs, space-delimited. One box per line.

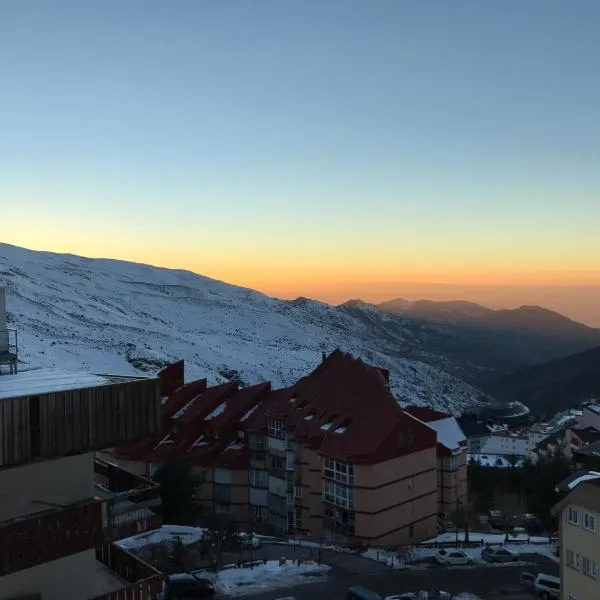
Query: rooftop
xmin=0 ymin=368 xmax=144 ymax=400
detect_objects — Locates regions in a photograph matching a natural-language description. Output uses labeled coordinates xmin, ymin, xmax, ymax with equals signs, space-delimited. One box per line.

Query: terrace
xmin=0 ymin=458 xmax=161 ymax=578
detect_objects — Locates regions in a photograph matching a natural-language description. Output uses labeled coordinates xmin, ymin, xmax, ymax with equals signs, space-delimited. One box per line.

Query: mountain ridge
xmin=491 ymin=344 xmax=600 ymax=417
xmin=2 ymin=242 xmax=598 ymax=416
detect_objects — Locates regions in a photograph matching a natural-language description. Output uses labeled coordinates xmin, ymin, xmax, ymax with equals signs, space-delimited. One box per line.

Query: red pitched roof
xmin=405 ymin=406 xmax=450 ymax=423
xmin=173 ymin=381 xmax=237 ymax=426
xmin=263 ymin=350 xmax=437 ymax=463
xmin=162 ymin=378 xmax=207 ymax=419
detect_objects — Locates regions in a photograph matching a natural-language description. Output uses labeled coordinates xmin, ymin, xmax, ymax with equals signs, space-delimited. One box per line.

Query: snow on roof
xmin=205 ymin=401 xmax=227 ymax=420
xmin=0 ymin=368 xmax=123 ymax=400
xmin=564 ymin=471 xmax=600 ymax=490
xmin=239 ymin=403 xmax=259 ymax=422
xmin=427 ymin=416 xmax=465 ymax=451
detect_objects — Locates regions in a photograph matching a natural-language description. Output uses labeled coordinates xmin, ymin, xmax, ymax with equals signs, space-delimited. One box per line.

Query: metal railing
xmin=91 ymin=543 xmax=164 ymax=600
xmin=0 ymin=460 xmax=162 ymax=577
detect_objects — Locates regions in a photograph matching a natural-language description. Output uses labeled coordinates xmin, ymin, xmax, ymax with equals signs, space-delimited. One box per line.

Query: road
xmin=232 ymin=556 xmax=558 ymax=600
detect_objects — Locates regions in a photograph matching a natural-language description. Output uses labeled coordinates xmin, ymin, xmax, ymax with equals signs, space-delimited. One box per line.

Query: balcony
xmin=90 ymin=543 xmax=164 ymax=600
xmin=0 ymin=459 xmax=161 ymax=577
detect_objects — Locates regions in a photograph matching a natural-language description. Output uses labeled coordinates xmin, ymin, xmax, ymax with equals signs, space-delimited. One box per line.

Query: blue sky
xmin=1 ymin=0 xmax=599 ymax=322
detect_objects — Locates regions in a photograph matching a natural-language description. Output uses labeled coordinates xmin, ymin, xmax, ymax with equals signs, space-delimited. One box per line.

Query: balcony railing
xmin=0 ymin=460 xmax=161 ymax=577
xmin=94 ymin=458 xmax=162 ymax=541
xmin=90 ymin=543 xmax=164 ymax=600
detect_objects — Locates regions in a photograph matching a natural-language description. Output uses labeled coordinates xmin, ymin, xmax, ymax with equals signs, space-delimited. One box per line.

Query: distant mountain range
xmin=2 ymin=242 xmax=599 ymax=416
xmin=491 ymin=344 xmax=600 ymax=418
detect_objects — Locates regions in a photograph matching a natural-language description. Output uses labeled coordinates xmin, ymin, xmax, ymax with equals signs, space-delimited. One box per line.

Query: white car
xmin=433 ymin=548 xmax=474 ymax=566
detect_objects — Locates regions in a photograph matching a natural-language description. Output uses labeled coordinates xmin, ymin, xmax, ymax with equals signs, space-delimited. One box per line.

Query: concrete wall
xmin=354 ymin=448 xmax=438 ymax=544
xmin=0 ymin=453 xmax=95 ymax=522
xmin=0 ymin=549 xmax=124 ymax=600
xmin=300 ymin=447 xmax=324 ymax=537
xmin=560 ymin=503 xmax=600 ymax=600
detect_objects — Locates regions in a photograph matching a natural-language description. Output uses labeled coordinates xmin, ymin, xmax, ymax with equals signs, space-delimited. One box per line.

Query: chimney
xmin=321 ymin=351 xmax=327 ymax=363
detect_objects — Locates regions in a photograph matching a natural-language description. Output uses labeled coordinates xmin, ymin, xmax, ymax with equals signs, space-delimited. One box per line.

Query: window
xmin=323 ymin=458 xmax=354 ymax=485
xmin=214 ymin=468 xmax=232 ymax=484
xmin=249 ymin=435 xmax=266 ymax=450
xmin=567 ymin=549 xmax=581 ymax=570
xmin=215 ymin=503 xmax=229 ymax=515
xmin=583 ymin=512 xmax=597 ymax=532
xmin=252 ymin=505 xmax=266 ymax=522
xmin=252 ymin=450 xmax=266 ymax=463
xmin=295 ymin=507 xmax=302 ymax=529
xmin=271 ymin=456 xmax=285 ymax=476
xmin=268 ymin=419 xmax=286 ymax=440
xmin=250 ymin=469 xmax=268 ymax=488
xmin=214 ymin=484 xmax=231 ymax=503
xmin=567 ymin=506 xmax=580 ymax=525
xmin=294 ymin=485 xmax=303 ymax=498
xmin=583 ymin=557 xmax=597 ymax=578
xmin=442 ymin=456 xmax=460 ymax=471
xmin=323 ymin=479 xmax=355 ymax=509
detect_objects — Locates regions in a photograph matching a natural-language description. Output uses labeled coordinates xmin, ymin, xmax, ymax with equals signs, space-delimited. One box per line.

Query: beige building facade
xmin=554 ymin=476 xmax=600 ymax=600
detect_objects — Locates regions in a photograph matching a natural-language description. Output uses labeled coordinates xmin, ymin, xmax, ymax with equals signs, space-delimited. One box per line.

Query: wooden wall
xmin=0 ymin=378 xmax=161 ymax=468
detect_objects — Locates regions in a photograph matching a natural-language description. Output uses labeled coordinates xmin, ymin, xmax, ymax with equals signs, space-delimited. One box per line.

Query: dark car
xmin=165 ymin=574 xmax=215 ymax=599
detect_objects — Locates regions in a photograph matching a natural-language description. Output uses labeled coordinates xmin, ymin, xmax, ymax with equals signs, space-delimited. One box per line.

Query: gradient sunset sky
xmin=2 ymin=1 xmax=599 ymax=324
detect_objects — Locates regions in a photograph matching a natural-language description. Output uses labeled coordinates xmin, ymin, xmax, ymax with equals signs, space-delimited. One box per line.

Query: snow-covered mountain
xmin=0 ymin=243 xmax=486 ymax=414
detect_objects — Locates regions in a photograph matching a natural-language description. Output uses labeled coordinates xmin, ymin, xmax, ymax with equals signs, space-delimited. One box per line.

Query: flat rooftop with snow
xmin=0 ymin=368 xmax=149 ymax=400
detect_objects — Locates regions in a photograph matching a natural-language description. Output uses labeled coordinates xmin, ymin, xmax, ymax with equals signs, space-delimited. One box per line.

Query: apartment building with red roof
xmin=108 ymin=350 xmax=467 ymax=546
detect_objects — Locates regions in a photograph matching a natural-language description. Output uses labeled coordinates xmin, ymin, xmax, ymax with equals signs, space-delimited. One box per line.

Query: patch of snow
xmin=0 ymin=368 xmax=115 ymax=400
xmin=239 ymin=404 xmax=259 ymax=422
xmin=225 ymin=441 xmax=244 ymax=451
xmin=205 ymin=401 xmax=227 ymax=420
xmin=565 ymin=471 xmax=600 ymax=490
xmin=320 ymin=422 xmax=333 ymax=431
xmin=117 ymin=524 xmax=206 ymax=550
xmin=154 ymin=434 xmax=173 ymax=448
xmin=469 ymin=453 xmax=524 ymax=468
xmin=206 ymin=560 xmax=331 ymax=596
xmin=334 ymin=426 xmax=346 ymax=433
xmin=189 ymin=435 xmax=208 ymax=448
xmin=304 ymin=414 xmax=314 ymax=421
xmin=425 ymin=417 xmax=465 ymax=451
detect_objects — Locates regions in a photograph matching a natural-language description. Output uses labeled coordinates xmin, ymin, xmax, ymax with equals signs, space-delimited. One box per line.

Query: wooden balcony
xmin=90 ymin=543 xmax=164 ymax=600
xmin=0 ymin=460 xmax=161 ymax=577
xmin=0 ymin=375 xmax=161 ymax=468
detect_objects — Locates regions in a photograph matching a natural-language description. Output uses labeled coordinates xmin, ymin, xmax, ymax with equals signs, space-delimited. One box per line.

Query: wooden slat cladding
xmin=0 ymin=501 xmax=104 ymax=577
xmin=0 ymin=378 xmax=161 ymax=468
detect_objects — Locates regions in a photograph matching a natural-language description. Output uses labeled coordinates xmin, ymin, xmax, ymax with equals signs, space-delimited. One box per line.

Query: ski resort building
xmin=0 ymin=292 xmax=164 ymax=600
xmin=112 ymin=351 xmax=468 ymax=546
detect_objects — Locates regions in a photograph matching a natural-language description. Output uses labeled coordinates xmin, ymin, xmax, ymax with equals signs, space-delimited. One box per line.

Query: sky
xmin=1 ymin=1 xmax=599 ymax=325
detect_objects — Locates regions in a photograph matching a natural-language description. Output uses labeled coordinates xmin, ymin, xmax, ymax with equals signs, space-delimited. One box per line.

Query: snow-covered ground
xmin=0 ymin=242 xmax=489 ymax=413
xmin=203 ymin=559 xmax=331 ymax=596
xmin=363 ymin=531 xmax=558 ymax=569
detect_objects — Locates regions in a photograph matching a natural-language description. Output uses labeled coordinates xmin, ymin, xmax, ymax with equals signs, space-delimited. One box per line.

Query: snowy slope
xmin=0 ymin=243 xmax=487 ymax=414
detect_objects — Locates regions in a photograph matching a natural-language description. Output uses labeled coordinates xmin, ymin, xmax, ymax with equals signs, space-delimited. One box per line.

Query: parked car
xmin=519 ymin=571 xmax=536 ymax=587
xmin=533 ymin=573 xmax=560 ymax=599
xmin=238 ymin=532 xmax=262 ymax=548
xmin=481 ymin=546 xmax=516 ymax=563
xmin=433 ymin=548 xmax=474 ymax=566
xmin=164 ymin=574 xmax=215 ymax=599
